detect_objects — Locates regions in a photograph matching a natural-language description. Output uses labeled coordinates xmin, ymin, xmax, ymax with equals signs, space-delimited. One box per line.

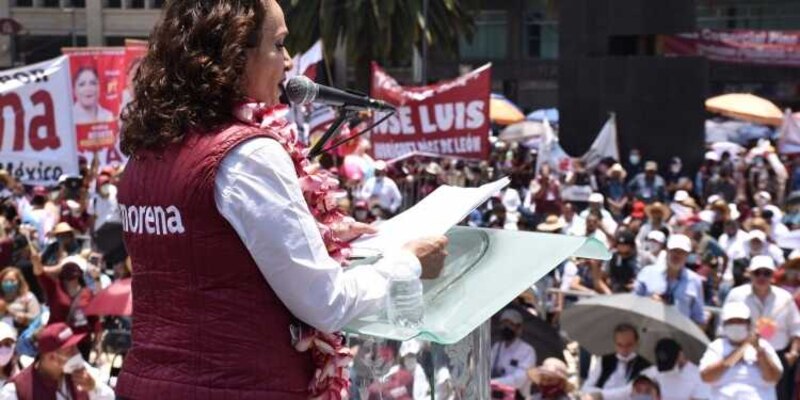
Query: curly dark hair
xmin=120 ymin=0 xmax=267 ymax=156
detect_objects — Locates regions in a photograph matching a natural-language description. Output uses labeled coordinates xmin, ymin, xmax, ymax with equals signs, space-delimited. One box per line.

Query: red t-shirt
xmin=0 ymin=238 xmax=12 ymax=267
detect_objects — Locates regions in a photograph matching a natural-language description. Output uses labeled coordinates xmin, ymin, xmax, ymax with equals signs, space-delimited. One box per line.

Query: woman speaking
xmin=116 ymin=1 xmax=447 ymax=399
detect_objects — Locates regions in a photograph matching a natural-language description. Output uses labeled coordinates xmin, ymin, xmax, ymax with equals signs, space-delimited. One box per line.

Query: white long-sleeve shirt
xmin=214 ymin=138 xmax=418 ymax=333
xmin=490 ymin=338 xmax=537 ymax=399
xmin=0 ymin=363 xmax=114 ymax=400
xmin=581 ymin=354 xmax=640 ymax=400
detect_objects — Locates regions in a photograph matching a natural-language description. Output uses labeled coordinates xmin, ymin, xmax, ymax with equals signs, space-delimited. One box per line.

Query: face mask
xmin=670 ymin=164 xmax=681 ymax=174
xmin=57 ymin=236 xmax=70 ymax=246
xmin=354 ymin=210 xmax=369 ymax=220
xmin=99 ymin=184 xmax=111 ymax=197
xmin=631 ymin=395 xmax=654 ymax=400
xmin=1 ymin=280 xmax=18 ymax=294
xmin=62 ymin=353 xmax=85 ymax=374
xmin=403 ymin=357 xmax=417 ymax=371
xmin=755 ymin=197 xmax=768 ymax=208
xmin=724 ymin=324 xmax=750 ymax=343
xmin=0 ymin=345 xmax=14 ymax=366
xmin=500 ymin=327 xmax=516 ymax=342
xmin=687 ymin=253 xmax=699 ymax=265
xmin=629 ymin=155 xmax=641 ymax=165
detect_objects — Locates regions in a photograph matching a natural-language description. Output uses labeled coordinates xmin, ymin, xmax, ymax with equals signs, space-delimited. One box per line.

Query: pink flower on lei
xmin=235 ymin=102 xmax=353 ymax=399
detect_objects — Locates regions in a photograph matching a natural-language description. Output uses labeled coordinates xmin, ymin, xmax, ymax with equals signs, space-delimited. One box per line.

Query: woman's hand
xmin=402 ymin=236 xmax=448 ymax=280
xmin=332 ymin=219 xmax=378 ymax=243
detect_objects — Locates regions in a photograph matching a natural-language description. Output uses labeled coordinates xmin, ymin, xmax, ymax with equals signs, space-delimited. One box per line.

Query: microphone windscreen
xmin=285 ymin=76 xmax=317 ymax=105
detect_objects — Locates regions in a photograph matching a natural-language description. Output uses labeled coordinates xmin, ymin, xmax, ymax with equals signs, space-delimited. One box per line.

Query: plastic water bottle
xmin=386 ymin=256 xmax=424 ymax=328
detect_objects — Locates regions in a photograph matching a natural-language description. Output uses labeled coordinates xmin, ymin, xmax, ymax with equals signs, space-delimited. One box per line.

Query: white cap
xmin=588 ymin=193 xmax=604 ymax=203
xmin=59 ymin=255 xmax=88 ymax=273
xmin=399 ymin=339 xmax=421 ymax=357
xmin=747 ymin=230 xmax=767 ymax=243
xmin=666 ymin=234 xmax=692 ymax=253
xmin=647 ymin=230 xmax=666 ymax=244
xmin=0 ymin=322 xmax=16 ymax=341
xmin=748 ymin=255 xmax=776 ymax=272
xmin=706 ymin=194 xmax=722 ymax=205
xmin=374 ymin=160 xmax=387 ymax=171
xmin=500 ymin=309 xmax=523 ymax=325
xmin=729 ymin=204 xmax=740 ymax=220
xmin=704 ymin=151 xmax=720 ymax=162
xmin=790 ymin=249 xmax=800 ymax=261
xmin=755 ymin=191 xmax=772 ymax=202
xmin=722 ymin=302 xmax=751 ymax=322
xmin=66 ymin=199 xmax=81 ymax=211
xmin=673 ymin=190 xmax=689 ymax=203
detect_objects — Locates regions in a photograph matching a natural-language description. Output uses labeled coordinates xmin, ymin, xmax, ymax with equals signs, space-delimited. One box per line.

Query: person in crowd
xmin=642 ymin=338 xmax=710 ymax=400
xmin=560 ymin=257 xmax=603 ymax=309
xmin=624 ymin=149 xmax=644 ymax=178
xmin=20 ymin=187 xmax=54 ymax=249
xmin=359 ymin=160 xmax=403 ymax=215
xmin=32 ymin=255 xmax=97 ymax=360
xmin=603 ymin=164 xmax=628 ymax=222
xmin=635 ymin=234 xmax=706 ymax=326
xmin=491 ymin=309 xmax=537 ymax=400
xmin=39 ymin=223 xmax=81 ymax=267
xmin=527 ymin=164 xmax=562 ymax=220
xmin=88 ymin=174 xmax=121 ymax=236
xmin=71 ymin=66 xmax=115 ymax=124
xmin=628 ymin=161 xmax=667 ymax=204
xmin=600 ymin=231 xmax=639 ymax=294
xmin=728 ymin=229 xmax=785 ymax=267
xmin=380 ymin=340 xmax=430 ymax=400
xmin=665 ymin=157 xmax=687 ymax=194
xmin=635 ymin=202 xmax=671 ymax=250
xmin=699 ymin=302 xmax=783 ymax=400
xmin=718 ymin=220 xmax=747 ymax=257
xmin=669 ymin=190 xmax=699 ymax=225
xmin=638 ymin=230 xmax=666 ymax=268
xmin=0 ymin=322 xmax=114 ymax=399
xmin=0 ymin=323 xmax=19 ymax=386
xmin=559 ymin=202 xmax=583 ymax=236
xmin=576 ymin=210 xmax=611 ymax=249
xmin=581 ymin=323 xmax=651 ymax=400
xmin=528 ymin=358 xmax=575 ymax=400
xmin=565 ymin=160 xmax=597 ymax=192
xmin=579 ymin=193 xmax=617 ymax=234
xmin=0 ymin=268 xmax=40 ymax=331
xmin=774 ymin=251 xmax=800 ymax=303
xmin=724 ymin=255 xmax=800 ymax=400
xmin=630 ymin=375 xmax=661 ymax=400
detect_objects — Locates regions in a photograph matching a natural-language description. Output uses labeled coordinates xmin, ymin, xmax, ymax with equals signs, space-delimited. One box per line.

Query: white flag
xmin=288 ymin=40 xmax=323 ymax=80
xmin=581 ymin=113 xmax=619 ymax=168
xmin=778 ymin=109 xmax=800 ymax=155
xmin=536 ymin=119 xmax=573 ymax=174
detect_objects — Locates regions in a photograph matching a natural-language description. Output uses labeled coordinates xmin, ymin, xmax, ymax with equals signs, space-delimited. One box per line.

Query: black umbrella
xmin=492 ymin=305 xmax=566 ymax=364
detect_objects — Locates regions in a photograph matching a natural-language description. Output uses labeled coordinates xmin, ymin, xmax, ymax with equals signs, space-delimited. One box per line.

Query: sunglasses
xmin=752 ymin=269 xmax=773 ymax=278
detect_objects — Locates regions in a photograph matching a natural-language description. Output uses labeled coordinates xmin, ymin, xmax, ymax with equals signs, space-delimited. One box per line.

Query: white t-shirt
xmin=643 ymin=362 xmax=711 ymax=400
xmin=491 ymin=338 xmax=537 ymax=399
xmin=698 ymin=338 xmax=782 ymax=400
xmin=88 ymin=185 xmax=121 ymax=231
xmin=724 ymin=285 xmax=800 ymax=351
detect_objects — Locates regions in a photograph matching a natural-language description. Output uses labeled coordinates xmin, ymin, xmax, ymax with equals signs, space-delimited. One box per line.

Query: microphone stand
xmin=308 ymin=108 xmax=358 ymax=159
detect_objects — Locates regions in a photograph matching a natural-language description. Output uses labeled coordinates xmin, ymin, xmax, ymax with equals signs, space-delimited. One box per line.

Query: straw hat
xmin=645 ymin=202 xmax=671 ymax=220
xmin=537 ymin=215 xmax=566 ymax=233
xmin=527 ymin=358 xmax=574 ymax=391
xmin=50 ymin=222 xmax=75 ymax=236
xmin=424 ymin=162 xmax=442 ymax=175
xmin=607 ymin=163 xmax=627 ymax=180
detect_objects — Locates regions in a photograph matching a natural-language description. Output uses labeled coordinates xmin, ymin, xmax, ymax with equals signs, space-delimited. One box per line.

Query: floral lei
xmin=235 ymin=102 xmax=353 ymax=399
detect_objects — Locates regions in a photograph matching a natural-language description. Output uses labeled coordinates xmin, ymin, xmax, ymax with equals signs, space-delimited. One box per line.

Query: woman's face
xmin=243 ymin=0 xmax=293 ymax=105
xmin=75 ymin=69 xmax=100 ymax=109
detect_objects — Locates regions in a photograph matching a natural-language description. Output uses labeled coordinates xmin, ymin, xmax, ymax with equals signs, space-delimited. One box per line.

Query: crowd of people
xmin=336 ymin=134 xmax=800 ymax=400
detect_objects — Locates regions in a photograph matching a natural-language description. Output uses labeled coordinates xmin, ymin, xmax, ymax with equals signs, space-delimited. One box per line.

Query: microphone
xmin=285 ymin=76 xmax=396 ymax=111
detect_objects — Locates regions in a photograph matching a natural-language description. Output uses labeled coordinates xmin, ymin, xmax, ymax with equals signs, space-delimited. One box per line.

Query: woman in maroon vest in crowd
xmin=115 ymin=1 xmax=447 ymax=399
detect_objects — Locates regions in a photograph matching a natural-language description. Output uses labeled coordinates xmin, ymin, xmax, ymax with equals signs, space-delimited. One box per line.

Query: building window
xmin=525 ymin=14 xmax=558 ymax=59
xmin=459 ymin=11 xmax=508 ymax=60
xmin=697 ymin=0 xmax=800 ymax=30
xmin=13 ymin=0 xmax=34 ymax=6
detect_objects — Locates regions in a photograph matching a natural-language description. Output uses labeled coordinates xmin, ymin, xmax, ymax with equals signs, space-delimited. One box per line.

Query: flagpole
xmin=421 ymin=0 xmax=429 ymax=84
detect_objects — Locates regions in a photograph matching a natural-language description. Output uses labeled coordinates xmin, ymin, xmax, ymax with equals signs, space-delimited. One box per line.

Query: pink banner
xmin=664 ymin=29 xmax=800 ymax=67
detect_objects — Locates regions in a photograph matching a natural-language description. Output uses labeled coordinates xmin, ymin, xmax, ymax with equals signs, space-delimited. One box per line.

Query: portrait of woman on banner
xmin=72 ymin=65 xmax=115 ymax=124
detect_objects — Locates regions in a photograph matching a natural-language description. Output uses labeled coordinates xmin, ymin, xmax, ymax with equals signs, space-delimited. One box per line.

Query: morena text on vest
xmin=118 ymin=204 xmax=186 ymax=235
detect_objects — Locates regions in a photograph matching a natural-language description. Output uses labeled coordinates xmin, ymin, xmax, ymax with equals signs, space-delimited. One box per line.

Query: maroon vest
xmin=115 ymin=124 xmax=314 ymax=399
xmin=8 ymin=364 xmax=88 ymax=400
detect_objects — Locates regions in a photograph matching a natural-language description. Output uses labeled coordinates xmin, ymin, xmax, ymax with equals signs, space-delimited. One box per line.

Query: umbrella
xmin=705 ymin=93 xmax=783 ymax=127
xmin=490 ymin=94 xmax=525 ymax=126
xmin=499 ymin=121 xmax=546 ymax=143
xmin=526 ymin=108 xmax=559 ymax=125
xmin=561 ymin=294 xmax=709 ymax=364
xmin=85 ymin=278 xmax=132 ymax=316
xmin=492 ymin=305 xmax=566 ymax=362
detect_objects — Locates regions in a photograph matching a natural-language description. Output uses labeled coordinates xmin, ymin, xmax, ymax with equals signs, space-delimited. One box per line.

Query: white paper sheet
xmin=352 ymin=177 xmax=510 ymax=253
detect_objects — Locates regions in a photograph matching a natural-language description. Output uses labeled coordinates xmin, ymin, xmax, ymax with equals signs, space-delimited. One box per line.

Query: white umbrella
xmin=561 ymin=294 xmax=710 ymax=363
xmin=499 ymin=121 xmax=546 ymax=143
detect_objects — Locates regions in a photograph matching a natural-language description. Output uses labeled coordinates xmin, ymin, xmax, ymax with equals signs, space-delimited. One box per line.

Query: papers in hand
xmin=352 ymin=177 xmax=510 ymax=254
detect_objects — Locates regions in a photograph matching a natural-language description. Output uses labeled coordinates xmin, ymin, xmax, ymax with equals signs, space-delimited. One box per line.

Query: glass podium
xmin=344 ymin=226 xmax=609 ymax=399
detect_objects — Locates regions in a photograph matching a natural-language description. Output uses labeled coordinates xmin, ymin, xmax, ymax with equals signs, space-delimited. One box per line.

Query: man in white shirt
xmin=579 ymin=193 xmax=617 ymax=234
xmin=724 ymin=255 xmax=800 ymax=400
xmin=88 ymin=174 xmax=121 ymax=233
xmin=581 ymin=323 xmax=652 ymax=400
xmin=642 ymin=338 xmax=711 ymax=400
xmin=727 ymin=230 xmax=785 ymax=266
xmin=491 ymin=309 xmax=537 ymax=400
xmin=358 ymin=161 xmax=403 ymax=215
xmin=382 ymin=340 xmax=430 ymax=400
xmin=700 ymin=302 xmax=783 ymax=400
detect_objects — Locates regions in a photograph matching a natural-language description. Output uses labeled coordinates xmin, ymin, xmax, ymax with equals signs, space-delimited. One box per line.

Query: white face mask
xmin=403 ymin=357 xmax=417 ymax=371
xmin=724 ymin=324 xmax=750 ymax=343
xmin=99 ymin=184 xmax=111 ymax=197
xmin=0 ymin=345 xmax=14 ymax=366
xmin=62 ymin=353 xmax=85 ymax=374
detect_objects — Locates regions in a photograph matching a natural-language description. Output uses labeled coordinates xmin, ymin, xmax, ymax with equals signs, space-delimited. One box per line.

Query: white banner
xmin=0 ymin=56 xmax=78 ymax=185
xmin=778 ymin=109 xmax=800 ymax=155
xmin=581 ymin=113 xmax=619 ymax=168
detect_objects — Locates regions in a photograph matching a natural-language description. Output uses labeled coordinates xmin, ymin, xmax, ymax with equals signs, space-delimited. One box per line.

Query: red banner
xmin=370 ymin=63 xmax=491 ymax=160
xmin=663 ymin=29 xmax=800 ymax=67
